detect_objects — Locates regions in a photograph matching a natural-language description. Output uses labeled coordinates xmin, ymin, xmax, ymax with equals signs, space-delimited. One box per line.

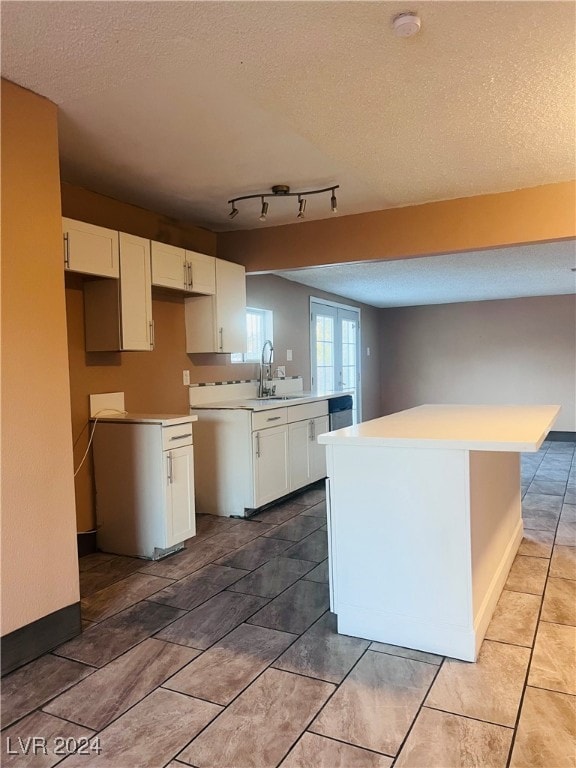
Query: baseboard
xmin=77 ymin=531 xmax=97 ymax=557
xmin=1 ymin=602 xmax=81 ymax=677
xmin=548 ymin=431 xmax=576 ymax=442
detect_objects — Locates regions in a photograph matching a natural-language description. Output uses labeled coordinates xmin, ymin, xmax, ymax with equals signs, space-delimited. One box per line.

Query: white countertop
xmin=191 ymin=391 xmax=350 ymax=411
xmin=92 ymin=413 xmax=198 ymax=426
xmin=318 ymin=404 xmax=560 ymax=452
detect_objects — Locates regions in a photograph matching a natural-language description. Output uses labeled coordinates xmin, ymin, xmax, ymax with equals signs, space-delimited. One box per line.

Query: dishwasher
xmin=328 ymin=395 xmax=354 ymax=429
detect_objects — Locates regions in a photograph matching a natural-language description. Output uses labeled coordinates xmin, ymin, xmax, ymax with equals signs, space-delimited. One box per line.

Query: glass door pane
xmin=311 ymin=300 xmax=361 ymax=422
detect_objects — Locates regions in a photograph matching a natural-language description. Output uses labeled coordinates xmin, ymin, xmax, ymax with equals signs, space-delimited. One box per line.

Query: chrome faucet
xmin=259 ymin=340 xmax=275 ymax=397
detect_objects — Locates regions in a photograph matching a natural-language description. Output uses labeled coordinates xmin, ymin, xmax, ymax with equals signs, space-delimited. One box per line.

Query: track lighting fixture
xmin=227 ymin=184 xmax=339 ymax=223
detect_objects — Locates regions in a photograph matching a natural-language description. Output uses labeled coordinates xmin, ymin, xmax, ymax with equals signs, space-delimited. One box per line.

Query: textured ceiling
xmin=2 ymin=1 xmax=575 ymax=234
xmin=274 ymin=241 xmax=576 ymax=308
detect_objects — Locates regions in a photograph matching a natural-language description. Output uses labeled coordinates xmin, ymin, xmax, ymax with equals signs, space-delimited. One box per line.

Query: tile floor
xmin=2 ymin=440 xmax=575 ymax=767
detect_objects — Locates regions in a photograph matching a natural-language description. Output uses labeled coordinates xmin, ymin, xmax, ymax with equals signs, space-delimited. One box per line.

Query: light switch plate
xmin=183 ymin=370 xmax=190 ymax=385
xmin=286 ymin=349 xmax=293 ymax=361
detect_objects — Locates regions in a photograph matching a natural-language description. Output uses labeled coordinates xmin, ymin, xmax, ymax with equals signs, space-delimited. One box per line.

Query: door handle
xmin=167 ymin=452 xmax=173 ymax=484
xmin=64 ymin=233 xmax=70 ymax=268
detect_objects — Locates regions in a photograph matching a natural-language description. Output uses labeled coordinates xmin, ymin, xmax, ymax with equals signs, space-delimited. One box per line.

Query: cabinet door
xmin=151 ymin=241 xmax=186 ymax=291
xmin=215 ymin=259 xmax=246 ymax=353
xmin=253 ymin=425 xmax=289 ymax=507
xmin=309 ymin=415 xmax=329 ymax=482
xmin=165 ymin=445 xmax=196 ymax=546
xmin=119 ymin=233 xmax=153 ymax=350
xmin=63 ymin=218 xmax=119 ymax=277
xmin=289 ymin=420 xmax=311 ymax=491
xmin=187 ymin=251 xmax=216 ymax=295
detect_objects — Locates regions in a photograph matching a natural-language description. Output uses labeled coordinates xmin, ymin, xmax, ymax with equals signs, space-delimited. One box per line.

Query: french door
xmin=310 ymin=299 xmax=361 ymax=423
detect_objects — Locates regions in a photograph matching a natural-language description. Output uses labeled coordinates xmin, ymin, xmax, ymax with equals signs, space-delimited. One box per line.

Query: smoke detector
xmin=392 ymin=13 xmax=421 ymax=38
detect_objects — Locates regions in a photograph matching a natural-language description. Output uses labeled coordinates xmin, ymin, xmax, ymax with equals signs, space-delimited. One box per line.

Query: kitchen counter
xmin=190 ymin=391 xmax=348 ymax=411
xmin=319 ymin=404 xmax=560 ymax=451
xmin=321 ymin=403 xmax=560 ymax=661
xmin=92 ymin=413 xmax=198 ymax=425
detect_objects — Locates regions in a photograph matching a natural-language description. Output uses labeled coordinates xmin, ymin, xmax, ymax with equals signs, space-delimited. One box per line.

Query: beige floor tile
xmin=425 ymin=640 xmax=530 ymax=727
xmin=394 ymin=706 xmax=513 ymax=768
xmin=485 ymin=590 xmax=541 ymax=647
xmin=509 ymin=686 xmax=576 ymax=767
xmin=310 ymin=650 xmax=437 ymax=756
xmin=528 ymin=622 xmax=576 ymax=695
xmin=550 ymin=545 xmax=576 ymax=580
xmin=164 ymin=623 xmax=294 ymax=704
xmin=1 ymin=711 xmax=94 ymax=768
xmin=368 ymin=641 xmax=442 ymax=665
xmin=44 ymin=639 xmax=199 ymax=730
xmin=517 ymin=530 xmax=554 ymax=558
xmin=80 ymin=573 xmax=174 ymax=622
xmin=178 ymin=668 xmax=334 ymax=768
xmin=280 ymin=733 xmax=393 ymax=767
xmin=541 ymin=577 xmax=576 ymax=625
xmin=504 ymin=555 xmax=549 ymax=595
xmin=60 ymin=688 xmax=221 ymax=768
xmin=555 ymin=504 xmax=576 ymax=547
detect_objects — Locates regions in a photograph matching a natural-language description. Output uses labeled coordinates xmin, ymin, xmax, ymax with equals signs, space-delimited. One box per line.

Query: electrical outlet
xmin=366 ymin=347 xmax=371 ymax=357
xmin=286 ymin=349 xmax=293 ymax=361
xmin=275 ymin=365 xmax=286 ymax=378
xmin=183 ymin=370 xmax=190 ymax=385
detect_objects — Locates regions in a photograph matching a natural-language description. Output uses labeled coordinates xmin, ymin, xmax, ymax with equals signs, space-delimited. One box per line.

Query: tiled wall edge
xmin=191 ymin=376 xmax=301 ymax=388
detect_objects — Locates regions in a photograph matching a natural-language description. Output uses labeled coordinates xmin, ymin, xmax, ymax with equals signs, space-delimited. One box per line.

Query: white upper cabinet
xmin=63 ymin=217 xmax=119 ymax=278
xmin=184 ymin=259 xmax=246 ymax=354
xmin=119 ymin=232 xmax=153 ymax=350
xmin=186 ymin=250 xmax=216 ymax=294
xmin=151 ymin=241 xmax=216 ymax=295
xmin=150 ymin=241 xmax=187 ymax=291
xmin=84 ymin=232 xmax=153 ymax=352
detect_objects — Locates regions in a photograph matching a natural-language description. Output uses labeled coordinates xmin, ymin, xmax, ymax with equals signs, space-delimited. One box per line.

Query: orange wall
xmin=1 ymin=80 xmax=79 ymax=635
xmin=219 ymin=182 xmax=576 ymax=272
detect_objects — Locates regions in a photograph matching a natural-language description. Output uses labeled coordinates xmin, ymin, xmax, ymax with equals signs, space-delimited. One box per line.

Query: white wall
xmin=380 ymin=294 xmax=576 ymax=432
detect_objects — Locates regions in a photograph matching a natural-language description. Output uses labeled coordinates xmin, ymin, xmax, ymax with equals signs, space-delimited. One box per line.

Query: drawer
xmin=287 ymin=400 xmax=328 ymax=423
xmin=162 ymin=423 xmax=193 ymax=450
xmin=252 ymin=408 xmax=288 ymax=430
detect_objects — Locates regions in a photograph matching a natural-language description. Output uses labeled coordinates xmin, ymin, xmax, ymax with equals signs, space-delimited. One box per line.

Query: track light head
xmin=259 ymin=198 xmax=269 ymax=222
xmin=331 ymin=189 xmax=338 ymax=213
xmin=297 ymin=196 xmax=306 ymax=219
xmin=229 ymin=205 xmax=239 ymax=220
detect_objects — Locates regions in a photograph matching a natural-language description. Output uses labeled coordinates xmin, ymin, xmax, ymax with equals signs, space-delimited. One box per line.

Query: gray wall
xmin=379 ymin=294 xmax=576 ymax=431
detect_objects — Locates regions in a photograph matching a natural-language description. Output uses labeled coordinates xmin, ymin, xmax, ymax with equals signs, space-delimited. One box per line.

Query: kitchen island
xmin=318 ymin=404 xmax=560 ymax=661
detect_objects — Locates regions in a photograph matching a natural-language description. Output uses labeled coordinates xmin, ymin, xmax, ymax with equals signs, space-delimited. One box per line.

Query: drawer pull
xmin=266 ymin=416 xmax=282 ymax=421
xmin=170 ymin=433 xmax=191 ymax=440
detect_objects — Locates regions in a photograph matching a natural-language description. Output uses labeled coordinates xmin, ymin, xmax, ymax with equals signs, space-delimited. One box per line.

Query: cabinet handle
xmin=311 ymin=420 xmax=316 ymax=440
xmin=309 ymin=420 xmax=313 ymax=440
xmin=256 ymin=432 xmax=261 ymax=458
xmin=167 ymin=452 xmax=173 ymax=484
xmin=219 ymin=327 xmax=224 ymax=352
xmin=266 ymin=416 xmax=282 ymax=422
xmin=170 ymin=433 xmax=190 ymax=441
xmin=188 ymin=262 xmax=193 ymax=289
xmin=184 ymin=262 xmax=188 ymax=289
xmin=64 ymin=233 xmax=70 ymax=269
xmin=149 ymin=320 xmax=155 ymax=350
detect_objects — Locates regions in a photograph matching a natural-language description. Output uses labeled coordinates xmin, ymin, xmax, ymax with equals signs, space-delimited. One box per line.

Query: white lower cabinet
xmin=253 ymin=424 xmax=290 ymax=507
xmin=289 ymin=414 xmax=329 ymax=491
xmin=191 ymin=400 xmax=329 ymax=517
xmin=93 ymin=419 xmax=196 ymax=559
